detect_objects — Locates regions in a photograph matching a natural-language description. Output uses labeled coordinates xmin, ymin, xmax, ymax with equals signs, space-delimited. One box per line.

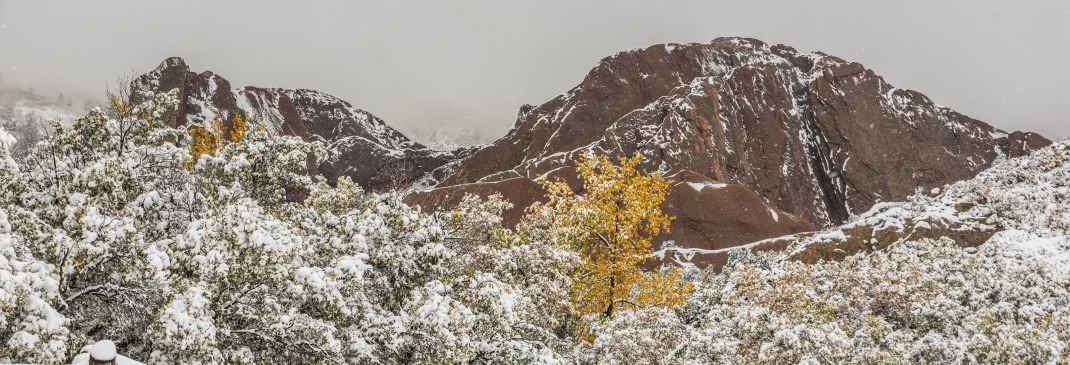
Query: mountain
xmin=407 ymin=37 xmax=1050 ymax=257
xmin=131 ymin=37 xmax=1050 ymax=262
xmin=130 ymin=57 xmax=465 ymax=190
xmin=705 ymin=138 xmax=1069 ymax=271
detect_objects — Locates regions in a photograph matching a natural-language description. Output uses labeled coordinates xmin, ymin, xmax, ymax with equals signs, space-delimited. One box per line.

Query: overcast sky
xmin=0 ymin=0 xmax=1067 ymax=141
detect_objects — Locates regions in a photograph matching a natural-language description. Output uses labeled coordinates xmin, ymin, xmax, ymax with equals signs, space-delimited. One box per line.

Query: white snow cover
xmin=88 ymin=339 xmax=116 ymax=361
xmin=686 ymin=181 xmax=728 ymax=192
xmin=71 ymin=340 xmax=144 ymax=365
xmin=1 ymin=85 xmax=1068 ymax=363
xmin=647 ymin=140 xmax=1070 ymax=363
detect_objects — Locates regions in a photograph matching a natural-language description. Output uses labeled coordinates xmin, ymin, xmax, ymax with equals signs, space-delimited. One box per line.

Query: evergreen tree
xmin=12 ymin=117 xmax=39 ymax=159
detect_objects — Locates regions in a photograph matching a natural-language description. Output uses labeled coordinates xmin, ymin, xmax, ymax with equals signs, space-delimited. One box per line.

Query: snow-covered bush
xmin=674 ymin=140 xmax=1070 ymax=364
xmin=576 ymin=307 xmax=690 ymax=365
xmin=441 ymin=194 xmax=581 ymax=362
xmin=0 ymin=128 xmax=71 ymax=363
xmin=0 ymin=89 xmax=564 ymax=364
xmin=1 ymin=93 xmax=569 ymax=363
xmin=679 ymin=235 xmax=1070 ymax=364
xmin=2 ymin=80 xmax=1069 ymax=365
xmin=5 ymin=90 xmax=185 ymax=359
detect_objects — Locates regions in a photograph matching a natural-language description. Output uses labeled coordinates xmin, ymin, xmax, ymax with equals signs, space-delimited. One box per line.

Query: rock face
xmin=134 ymin=37 xmax=1052 ymax=264
xmin=131 ymin=57 xmax=462 ymax=190
xmin=411 ymin=37 xmax=1050 ymax=257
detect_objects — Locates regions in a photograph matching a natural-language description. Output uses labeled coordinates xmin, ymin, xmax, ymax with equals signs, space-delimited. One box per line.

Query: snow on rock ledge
xmin=785 ymin=139 xmax=1070 ymax=266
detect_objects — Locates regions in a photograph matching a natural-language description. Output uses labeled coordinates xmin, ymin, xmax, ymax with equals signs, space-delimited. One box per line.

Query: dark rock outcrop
xmin=131 ymin=57 xmax=462 ymax=190
xmin=134 ymin=37 xmax=1052 ymax=264
xmin=414 ymin=37 xmax=1050 ymax=255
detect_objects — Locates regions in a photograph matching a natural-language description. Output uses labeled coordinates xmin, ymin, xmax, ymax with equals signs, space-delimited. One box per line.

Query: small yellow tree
xmin=534 ymin=151 xmax=693 ymax=339
xmin=229 ymin=112 xmax=249 ymax=143
xmin=188 ymin=112 xmax=251 ymax=160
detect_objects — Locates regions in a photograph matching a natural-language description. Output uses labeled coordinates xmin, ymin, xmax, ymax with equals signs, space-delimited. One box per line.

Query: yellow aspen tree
xmin=229 ymin=112 xmax=249 ymax=143
xmin=188 ymin=124 xmax=218 ymax=159
xmin=534 ymin=151 xmax=694 ymax=340
xmin=187 ymin=112 xmax=252 ymax=162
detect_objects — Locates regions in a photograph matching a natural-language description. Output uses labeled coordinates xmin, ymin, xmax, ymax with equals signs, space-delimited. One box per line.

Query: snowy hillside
xmin=632 ymin=140 xmax=1070 ymax=363
xmin=0 ymin=86 xmax=90 ymax=157
xmin=783 ymin=138 xmax=1069 ymax=266
xmin=1 ymin=86 xmax=1067 ymax=364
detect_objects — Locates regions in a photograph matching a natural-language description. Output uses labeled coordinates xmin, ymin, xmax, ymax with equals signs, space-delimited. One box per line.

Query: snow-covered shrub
xmin=0 ymin=129 xmax=68 ymax=364
xmin=577 ymin=306 xmax=691 ymax=365
xmin=0 ymin=89 xmax=559 ymax=364
xmin=442 ymin=194 xmax=581 ymax=360
xmin=2 ymin=79 xmax=1070 ymax=365
xmin=681 ymin=236 xmax=1070 ymax=364
xmin=5 ymin=91 xmax=185 ymax=358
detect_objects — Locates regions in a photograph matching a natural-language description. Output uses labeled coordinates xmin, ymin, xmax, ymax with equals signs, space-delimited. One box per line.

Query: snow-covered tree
xmin=0 ymin=127 xmax=72 ymax=364
xmin=1 ymin=83 xmax=572 ymax=364
xmin=441 ymin=194 xmax=580 ymax=362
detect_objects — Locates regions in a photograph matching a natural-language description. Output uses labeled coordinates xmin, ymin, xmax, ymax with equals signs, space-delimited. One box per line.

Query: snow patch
xmin=687 ymin=181 xmax=728 ymax=192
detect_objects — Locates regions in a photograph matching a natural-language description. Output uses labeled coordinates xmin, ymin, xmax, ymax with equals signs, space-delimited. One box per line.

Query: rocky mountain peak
xmin=132 ymin=57 xmax=461 ymax=190
xmin=411 ymin=37 xmax=1051 ymax=263
xmin=131 ymin=38 xmax=1051 ymax=266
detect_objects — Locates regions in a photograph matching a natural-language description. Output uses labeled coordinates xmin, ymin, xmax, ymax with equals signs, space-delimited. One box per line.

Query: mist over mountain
xmin=0 ymin=83 xmax=98 ymax=157
xmin=2 ymin=1 xmax=1068 ymax=141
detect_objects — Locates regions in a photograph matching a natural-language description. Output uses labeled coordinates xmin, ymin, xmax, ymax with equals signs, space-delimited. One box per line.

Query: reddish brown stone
xmin=135 ymin=37 xmax=1053 ymax=268
xmin=131 ymin=57 xmax=463 ymax=190
xmin=422 ymin=38 xmax=1049 ymax=262
xmin=436 ymin=38 xmax=1049 ymax=231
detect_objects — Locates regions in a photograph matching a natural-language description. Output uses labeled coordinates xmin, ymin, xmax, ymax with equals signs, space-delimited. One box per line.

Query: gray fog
xmin=1 ymin=0 xmax=1067 ymax=142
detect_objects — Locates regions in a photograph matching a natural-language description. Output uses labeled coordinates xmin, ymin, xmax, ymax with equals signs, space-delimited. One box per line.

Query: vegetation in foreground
xmin=1 ymin=89 xmax=1068 ymax=364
